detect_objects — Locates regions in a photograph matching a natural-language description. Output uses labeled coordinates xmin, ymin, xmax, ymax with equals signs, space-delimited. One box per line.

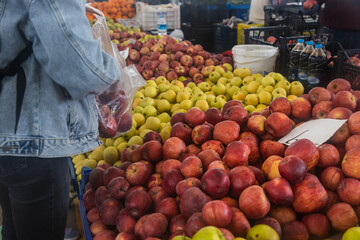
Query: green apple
xmin=192 ymin=226 xmax=226 ymax=240
xmin=227 ymin=85 xmax=240 ymax=98
xmin=211 ymin=83 xmax=226 ymax=95
xmin=142 ymin=106 xmax=158 ymax=118
xmin=145 ymin=79 xmax=157 ymax=87
xmin=186 ymin=82 xmax=196 ymax=89
xmin=246 ymin=81 xmax=260 ymax=94
xmin=217 ymin=77 xmax=228 ymax=86
xmin=173 ymin=109 xmax=187 ymax=115
xmin=160 ymin=125 xmax=172 ymax=141
xmin=140 ymin=97 xmax=155 ymax=108
xmin=290 ymin=81 xmax=304 ymax=96
xmin=192 ymin=91 xmax=207 ymax=102
xmin=210 ymin=96 xmax=226 ymax=110
xmin=176 ymin=90 xmax=191 ymax=103
xmin=157 ymin=112 xmax=171 ymax=123
xmin=127 ymin=135 xmax=143 ymax=146
xmin=145 ymin=116 xmax=161 ymax=131
xmin=198 ymin=82 xmax=211 ymax=92
xmin=245 ymin=93 xmax=259 ymax=106
xmin=184 ymin=87 xmax=193 ymax=94
xmin=172 ymin=80 xmax=184 ymax=89
xmin=209 ymin=71 xmax=221 ymax=83
xmin=158 ymin=83 xmax=170 ymax=93
xmin=272 ymin=87 xmax=287 ymax=97
xmin=170 ymin=103 xmax=181 ymax=114
xmin=240 ymin=85 xmax=248 ymax=92
xmin=169 ymin=85 xmax=180 ymax=94
xmin=215 ymin=66 xmax=226 ymax=76
xmin=246 ymin=224 xmax=280 ymax=240
xmin=342 ymin=227 xmax=360 ymax=240
xmin=234 ymin=67 xmax=251 ymax=78
xmin=133 ymin=106 xmax=144 ymax=114
xmin=192 ymin=87 xmax=202 ymax=94
xmin=163 ymin=90 xmax=177 ymax=103
xmin=261 ymin=76 xmax=276 ymax=87
xmin=242 ymin=76 xmax=255 ymax=85
xmin=178 ymin=76 xmax=187 ymax=82
xmin=272 ymin=93 xmax=287 ymax=100
xmin=157 ymin=99 xmax=171 ymax=113
xmin=223 ymin=71 xmax=234 ymax=79
xmin=223 ymin=63 xmax=233 ymax=72
xmin=132 ymin=118 xmax=137 ymax=128
xmin=252 ymin=73 xmax=263 ymax=79
xmin=124 ymin=126 xmax=136 ymax=139
xmin=132 ymin=113 xmax=145 ymax=127
xmin=244 ymin=105 xmax=256 ymax=113
xmin=205 ymin=93 xmax=216 ymax=105
xmin=139 ymin=129 xmax=153 ymax=139
xmin=195 ymin=99 xmax=209 ymax=112
xmin=258 ymin=90 xmax=272 ymax=105
xmin=159 ymin=122 xmax=167 ymax=132
xmin=217 ymin=95 xmax=228 ymax=102
xmin=155 ymin=76 xmax=168 ymax=85
xmin=272 ymin=72 xmax=285 ymax=82
xmin=230 ymin=77 xmax=242 ymax=87
xmin=179 ymin=99 xmax=193 ymax=111
xmin=232 ymin=90 xmax=247 ymax=101
xmin=275 ymin=80 xmax=291 ymax=94
xmin=263 ymin=85 xmax=274 ymax=93
xmin=132 ymin=98 xmax=142 ymax=108
xmin=113 ymin=137 xmax=126 ymax=148
xmin=255 ymin=76 xmax=264 ymax=84
xmin=134 ymin=91 xmax=145 ymax=99
xmin=256 ymin=85 xmax=265 ymax=94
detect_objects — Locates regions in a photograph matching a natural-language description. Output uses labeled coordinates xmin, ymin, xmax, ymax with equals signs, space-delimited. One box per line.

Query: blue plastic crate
xmin=78 ymin=167 xmax=94 ymax=240
xmin=227 ymin=3 xmax=250 ymax=21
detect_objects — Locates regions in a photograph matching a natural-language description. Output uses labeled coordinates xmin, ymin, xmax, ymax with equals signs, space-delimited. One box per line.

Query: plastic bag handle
xmin=85 ymin=4 xmax=104 ymax=17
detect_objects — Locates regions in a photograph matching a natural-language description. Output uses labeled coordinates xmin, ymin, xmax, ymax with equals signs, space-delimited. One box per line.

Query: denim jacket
xmin=0 ymin=0 xmax=121 ymax=157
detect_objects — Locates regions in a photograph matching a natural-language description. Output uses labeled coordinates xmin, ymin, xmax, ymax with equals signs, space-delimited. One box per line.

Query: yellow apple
xmin=258 ymin=90 xmax=272 ymax=105
xmin=245 ymin=93 xmax=259 ymax=106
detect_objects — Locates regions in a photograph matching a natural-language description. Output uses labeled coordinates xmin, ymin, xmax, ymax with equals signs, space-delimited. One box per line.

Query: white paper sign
xmin=278 ymin=119 xmax=347 ymax=147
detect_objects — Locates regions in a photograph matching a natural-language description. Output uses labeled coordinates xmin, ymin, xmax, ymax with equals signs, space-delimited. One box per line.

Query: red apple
xmin=93 ymin=229 xmax=115 ymax=240
xmin=170 ymin=112 xmax=186 ymax=126
xmin=345 ymin=134 xmax=360 ymax=152
xmin=94 ymin=186 xmax=111 ymax=209
xmin=301 ymin=213 xmax=331 ymax=239
xmin=213 ymin=120 xmax=240 ymax=145
xmin=320 ymin=166 xmax=344 ymax=191
xmin=162 ymin=137 xmax=186 ymax=160
xmin=191 ymin=124 xmax=213 ymax=145
xmin=291 ymin=97 xmax=312 ymax=120
xmin=332 ymin=91 xmax=357 ymax=111
xmin=308 ymin=87 xmax=332 ymax=105
xmin=265 ymin=112 xmax=293 ymax=138
xmin=317 ymin=143 xmax=340 ymax=168
xmin=207 ymin=160 xmax=229 ymax=173
xmin=89 ymin=167 xmax=105 ymax=190
xmin=147 ymin=173 xmax=163 ymax=189
xmin=175 ymin=177 xmax=201 ymax=197
xmin=238 ymin=185 xmax=270 ymax=220
xmin=223 ymin=106 xmax=248 ymax=128
xmin=185 ymin=212 xmax=206 ymax=238
xmin=327 ymin=78 xmax=352 ymax=94
xmin=312 ymin=101 xmax=333 ymax=119
xmin=83 ymin=189 xmax=96 ymax=211
xmin=327 ymin=202 xmax=358 ymax=232
xmin=269 ymin=206 xmax=297 ymax=225
xmin=342 ymin=148 xmax=360 ymax=179
xmin=87 ymin=207 xmax=100 ymax=224
xmin=180 ymin=156 xmax=203 ymax=178
xmin=348 ymin=111 xmax=360 ymax=134
xmin=269 ymin=97 xmax=292 ymax=116
xmin=260 ymin=140 xmax=285 ymax=160
xmin=248 ymin=165 xmax=267 ymax=185
xmin=254 ymin=217 xmax=282 ymax=238
xmin=222 ymin=141 xmax=250 ymax=168
xmin=125 ymin=189 xmax=152 ymax=219
xmin=125 ymin=144 xmax=142 ymax=163
xmin=282 ymin=221 xmax=309 ymax=240
xmin=263 ymin=177 xmax=294 ymax=206
xmin=169 ymin=215 xmax=187 ymax=234
xmin=228 ymin=166 xmax=256 ymax=198
xmin=155 ymin=197 xmax=179 ymax=221
xmin=284 ymin=138 xmax=319 ymax=170
xmin=148 ymin=186 xmax=169 ymax=206
xmin=329 ymin=123 xmax=352 ymax=145
xmin=116 ymin=209 xmax=137 ymax=234
xmin=205 ymin=108 xmax=223 ymax=125
xmin=162 ymin=169 xmax=184 ymax=196
xmin=141 ymin=140 xmax=163 ymax=163
xmin=161 ymin=159 xmax=182 ymax=176
xmin=261 ymin=155 xmax=283 ymax=176
xmin=337 ymin=178 xmax=360 ymax=206
xmin=197 ymin=149 xmax=221 ymax=170
xmin=247 ymin=115 xmax=267 ymax=136
xmin=278 ymin=155 xmax=307 ymax=184
xmin=103 ymin=167 xmax=125 ymax=187
xmin=108 ymin=176 xmax=130 ymax=200
xmin=201 ymin=140 xmax=226 ymax=157
xmin=327 ymin=107 xmax=353 ymax=119
xmin=201 ymin=168 xmax=230 ymax=198
xmin=226 ymin=208 xmax=250 ymax=237
xmin=292 ymin=174 xmax=328 ymax=213
xmin=126 ymin=162 xmax=151 ymax=186
xmin=180 ymin=187 xmax=211 ymax=218
xmin=202 ymin=200 xmax=233 ymax=227
xmin=239 ymin=137 xmax=261 ymax=165
xmin=99 ymin=198 xmax=121 ymax=225
xmin=170 ymin=122 xmax=193 ymax=145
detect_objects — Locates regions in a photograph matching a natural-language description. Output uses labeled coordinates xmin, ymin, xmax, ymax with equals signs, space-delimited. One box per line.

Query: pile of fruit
xmin=86 ymin=0 xmax=136 ymax=20
xmin=79 ymin=77 xmax=360 ymax=240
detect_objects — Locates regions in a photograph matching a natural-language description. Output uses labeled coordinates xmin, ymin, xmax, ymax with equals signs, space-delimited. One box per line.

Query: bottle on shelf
xmin=298 ymin=41 xmax=314 ymax=88
xmin=157 ymin=13 xmax=167 ymax=37
xmin=307 ymin=43 xmax=327 ymax=89
xmin=288 ymin=39 xmax=305 ymax=81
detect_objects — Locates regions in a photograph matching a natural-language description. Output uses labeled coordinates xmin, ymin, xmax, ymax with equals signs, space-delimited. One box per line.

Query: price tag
xmin=278 ymin=119 xmax=347 ymax=147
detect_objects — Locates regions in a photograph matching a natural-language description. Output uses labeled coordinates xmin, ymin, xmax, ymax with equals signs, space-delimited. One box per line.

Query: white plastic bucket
xmin=232 ymin=45 xmax=279 ymax=75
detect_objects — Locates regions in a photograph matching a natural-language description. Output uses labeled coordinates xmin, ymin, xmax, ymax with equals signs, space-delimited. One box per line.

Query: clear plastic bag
xmin=86 ymin=5 xmax=146 ymax=138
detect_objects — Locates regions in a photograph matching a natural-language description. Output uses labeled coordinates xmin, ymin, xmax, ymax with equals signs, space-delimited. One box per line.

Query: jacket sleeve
xmin=26 ymin=0 xmax=121 ymax=100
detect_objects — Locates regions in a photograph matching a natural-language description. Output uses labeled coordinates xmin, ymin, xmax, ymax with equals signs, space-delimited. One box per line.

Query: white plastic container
xmin=232 ymin=45 xmax=279 ymax=75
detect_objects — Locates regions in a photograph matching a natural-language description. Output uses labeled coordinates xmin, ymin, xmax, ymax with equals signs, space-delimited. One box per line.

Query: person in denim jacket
xmin=0 ymin=0 xmax=121 ymax=239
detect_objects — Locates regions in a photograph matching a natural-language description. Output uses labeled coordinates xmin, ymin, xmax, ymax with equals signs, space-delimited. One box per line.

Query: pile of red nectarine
xmin=83 ymin=77 xmax=360 ymax=240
